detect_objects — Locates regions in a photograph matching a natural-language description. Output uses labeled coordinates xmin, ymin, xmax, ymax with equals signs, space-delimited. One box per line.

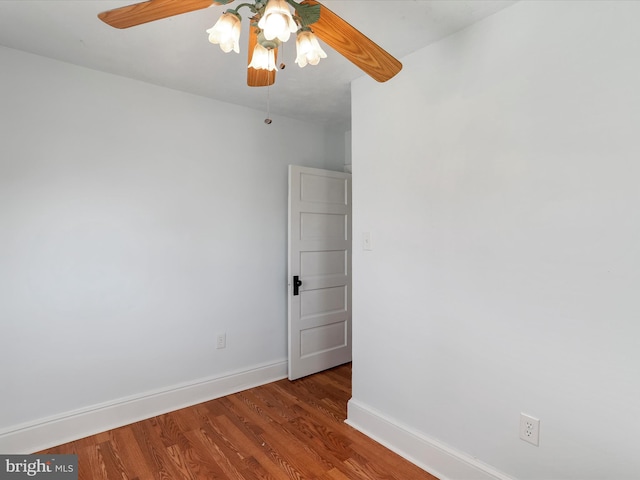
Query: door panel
xmin=301 ymin=250 xmax=347 ymax=278
xmin=300 ymin=213 xmax=347 ymax=240
xmin=300 ymin=174 xmax=348 ymax=204
xmin=301 ymin=321 xmax=347 ymax=357
xmin=301 ymin=286 xmax=347 ymax=317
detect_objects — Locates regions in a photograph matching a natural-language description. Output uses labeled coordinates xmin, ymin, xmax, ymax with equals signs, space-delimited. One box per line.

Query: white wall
xmin=0 ymin=46 xmax=343 ymax=449
xmin=350 ymin=2 xmax=640 ymax=479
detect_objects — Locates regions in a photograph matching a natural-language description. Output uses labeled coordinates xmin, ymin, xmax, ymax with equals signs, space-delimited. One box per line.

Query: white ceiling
xmin=0 ymin=0 xmax=516 ymax=126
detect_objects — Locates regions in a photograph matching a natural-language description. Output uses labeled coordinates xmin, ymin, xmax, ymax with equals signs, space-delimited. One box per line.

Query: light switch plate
xmin=363 ymin=232 xmax=373 ymax=251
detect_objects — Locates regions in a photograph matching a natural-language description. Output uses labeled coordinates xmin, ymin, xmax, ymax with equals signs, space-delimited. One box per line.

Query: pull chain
xmin=264 ymin=83 xmax=272 ymax=124
xmin=264 ymin=41 xmax=289 ymax=125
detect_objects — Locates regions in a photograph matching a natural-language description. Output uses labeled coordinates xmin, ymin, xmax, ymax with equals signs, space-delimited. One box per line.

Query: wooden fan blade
xmin=299 ymin=0 xmax=402 ymax=82
xmin=247 ymin=21 xmax=277 ymax=87
xmin=98 ymin=0 xmax=224 ymax=29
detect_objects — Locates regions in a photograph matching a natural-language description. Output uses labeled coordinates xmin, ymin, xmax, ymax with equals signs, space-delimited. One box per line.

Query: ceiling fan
xmin=97 ymin=0 xmax=402 ymax=88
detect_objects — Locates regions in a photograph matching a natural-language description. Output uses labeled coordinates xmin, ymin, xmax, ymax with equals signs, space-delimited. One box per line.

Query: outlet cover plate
xmin=520 ymin=413 xmax=540 ymax=446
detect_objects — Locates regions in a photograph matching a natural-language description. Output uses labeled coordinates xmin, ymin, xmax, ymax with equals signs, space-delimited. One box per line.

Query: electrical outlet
xmin=520 ymin=413 xmax=540 ymax=446
xmin=216 ymin=333 xmax=226 ymax=349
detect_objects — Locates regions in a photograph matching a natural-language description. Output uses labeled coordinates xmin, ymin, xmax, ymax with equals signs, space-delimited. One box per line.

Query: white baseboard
xmin=346 ymin=399 xmax=514 ymax=480
xmin=0 ymin=360 xmax=287 ymax=454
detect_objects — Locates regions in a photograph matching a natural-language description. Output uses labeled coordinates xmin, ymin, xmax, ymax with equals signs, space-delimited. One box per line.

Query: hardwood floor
xmin=38 ymin=363 xmax=438 ymax=480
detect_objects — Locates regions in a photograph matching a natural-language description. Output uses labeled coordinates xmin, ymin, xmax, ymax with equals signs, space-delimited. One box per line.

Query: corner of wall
xmin=346 ymin=399 xmax=514 ymax=480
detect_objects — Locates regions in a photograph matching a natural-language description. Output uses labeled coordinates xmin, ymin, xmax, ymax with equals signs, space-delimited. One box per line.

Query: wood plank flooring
xmin=38 ymin=363 xmax=438 ymax=480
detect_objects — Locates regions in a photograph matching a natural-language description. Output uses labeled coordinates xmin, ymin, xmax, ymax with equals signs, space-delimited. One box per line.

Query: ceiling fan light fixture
xmin=249 ymin=43 xmax=277 ymax=71
xmin=258 ymin=0 xmax=298 ymax=43
xmin=206 ymin=11 xmax=242 ymax=54
xmin=98 ymin=0 xmax=403 ymax=87
xmin=295 ymin=30 xmax=327 ymax=68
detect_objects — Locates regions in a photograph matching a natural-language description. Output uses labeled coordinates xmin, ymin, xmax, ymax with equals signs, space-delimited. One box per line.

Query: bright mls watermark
xmin=1 ymin=455 xmax=77 ymax=479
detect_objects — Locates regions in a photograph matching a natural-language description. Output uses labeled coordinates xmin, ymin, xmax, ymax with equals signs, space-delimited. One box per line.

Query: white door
xmin=288 ymin=165 xmax=352 ymax=380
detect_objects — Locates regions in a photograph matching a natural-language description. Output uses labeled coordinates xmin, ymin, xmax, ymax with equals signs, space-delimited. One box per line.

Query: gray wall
xmin=350 ymin=1 xmax=640 ymax=479
xmin=0 ymin=46 xmax=344 ymax=443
